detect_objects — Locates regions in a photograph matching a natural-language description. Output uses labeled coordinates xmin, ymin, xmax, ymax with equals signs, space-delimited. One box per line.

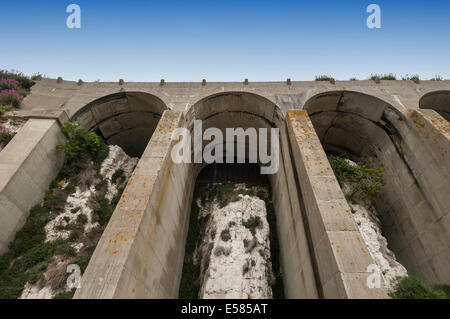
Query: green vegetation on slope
xmin=328 ymin=154 xmax=385 ymax=204
xmin=0 ymin=121 xmax=126 ymax=299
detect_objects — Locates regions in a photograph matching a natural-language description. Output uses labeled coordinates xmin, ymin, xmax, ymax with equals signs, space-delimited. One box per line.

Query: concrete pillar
xmin=0 ymin=119 xmax=65 ymax=254
xmin=286 ymin=110 xmax=387 ymax=299
xmin=74 ymin=110 xmax=192 ymax=299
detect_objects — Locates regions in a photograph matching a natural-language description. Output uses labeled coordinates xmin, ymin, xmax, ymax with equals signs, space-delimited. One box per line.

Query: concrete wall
xmin=419 ymin=90 xmax=450 ymax=121
xmin=0 ymin=119 xmax=65 ymax=254
xmin=286 ymin=110 xmax=387 ymax=299
xmin=379 ymin=109 xmax=450 ymax=284
xmin=74 ymin=110 xmax=193 ymax=298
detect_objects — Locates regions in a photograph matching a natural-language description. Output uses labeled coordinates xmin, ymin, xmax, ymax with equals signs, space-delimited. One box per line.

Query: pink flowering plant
xmin=0 ymin=89 xmax=23 ymax=107
xmin=0 ymin=78 xmax=19 ymax=90
xmin=0 ymin=70 xmax=33 ymax=89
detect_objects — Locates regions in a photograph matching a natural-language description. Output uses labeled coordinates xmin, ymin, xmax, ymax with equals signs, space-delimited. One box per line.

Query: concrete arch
xmin=304 ymin=90 xmax=450 ymax=285
xmin=303 ymin=90 xmax=404 ymax=159
xmin=188 ymin=91 xmax=283 ymax=127
xmin=187 ymin=88 xmax=280 ymax=114
xmin=300 ymin=87 xmax=401 ymax=112
xmin=185 ymin=91 xmax=283 ymax=177
xmin=419 ymin=90 xmax=450 ymax=121
xmin=72 ymin=91 xmax=167 ymax=157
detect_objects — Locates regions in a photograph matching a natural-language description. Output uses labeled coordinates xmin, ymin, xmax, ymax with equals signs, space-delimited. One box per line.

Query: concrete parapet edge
xmin=286 ymin=110 xmax=388 ymax=299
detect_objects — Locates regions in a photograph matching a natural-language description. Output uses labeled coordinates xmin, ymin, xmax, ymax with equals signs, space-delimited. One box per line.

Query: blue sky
xmin=1 ymin=0 xmax=449 ymax=81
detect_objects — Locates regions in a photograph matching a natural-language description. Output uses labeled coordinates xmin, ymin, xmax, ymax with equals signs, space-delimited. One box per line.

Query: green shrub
xmin=55 ymin=242 xmax=76 ymax=257
xmin=31 ymin=73 xmax=43 ymax=81
xmin=328 ymin=154 xmax=385 ymax=203
xmin=76 ymin=213 xmax=88 ymax=225
xmin=430 ymin=75 xmax=442 ymax=81
xmin=0 ymin=104 xmax=12 ymax=115
xmin=208 ymin=183 xmax=236 ymax=208
xmin=243 ymin=216 xmax=261 ymax=236
xmin=402 ymin=74 xmax=420 ymax=81
xmin=111 ymin=169 xmax=125 ymax=184
xmin=389 ymin=276 xmax=449 ymax=299
xmin=95 ymin=198 xmax=114 ymax=226
xmin=315 ymin=75 xmax=335 ymax=82
xmin=73 ymin=255 xmax=91 ymax=272
xmin=58 ymin=121 xmax=106 ymax=164
xmin=95 ymin=179 xmax=108 ymax=191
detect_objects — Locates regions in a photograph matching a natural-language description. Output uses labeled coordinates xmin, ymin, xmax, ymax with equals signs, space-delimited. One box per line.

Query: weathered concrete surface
xmin=0 ymin=119 xmax=65 ymax=254
xmin=74 ymin=110 xmax=193 ymax=298
xmin=19 ymin=78 xmax=450 ymax=118
xmin=419 ymin=90 xmax=450 ymax=121
xmin=394 ymin=109 xmax=450 ymax=284
xmin=72 ymin=92 xmax=167 ymax=157
xmin=286 ymin=110 xmax=388 ymax=299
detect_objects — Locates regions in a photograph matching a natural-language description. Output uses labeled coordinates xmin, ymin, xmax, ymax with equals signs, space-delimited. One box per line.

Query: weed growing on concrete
xmin=315 ymin=75 xmax=335 ymax=83
xmin=402 ymin=74 xmax=420 ymax=83
xmin=430 ymin=75 xmax=442 ymax=81
xmin=370 ymin=73 xmax=397 ymax=81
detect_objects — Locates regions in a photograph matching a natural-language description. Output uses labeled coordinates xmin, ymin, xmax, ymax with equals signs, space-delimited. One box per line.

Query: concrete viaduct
xmin=0 ymin=78 xmax=449 ymax=298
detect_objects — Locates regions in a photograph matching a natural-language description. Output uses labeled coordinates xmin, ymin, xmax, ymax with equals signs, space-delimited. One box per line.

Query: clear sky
xmin=1 ymin=0 xmax=449 ymax=82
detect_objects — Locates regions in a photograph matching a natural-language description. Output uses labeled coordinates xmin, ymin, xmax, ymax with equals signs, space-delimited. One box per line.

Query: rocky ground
xmin=186 ymin=183 xmax=276 ymax=299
